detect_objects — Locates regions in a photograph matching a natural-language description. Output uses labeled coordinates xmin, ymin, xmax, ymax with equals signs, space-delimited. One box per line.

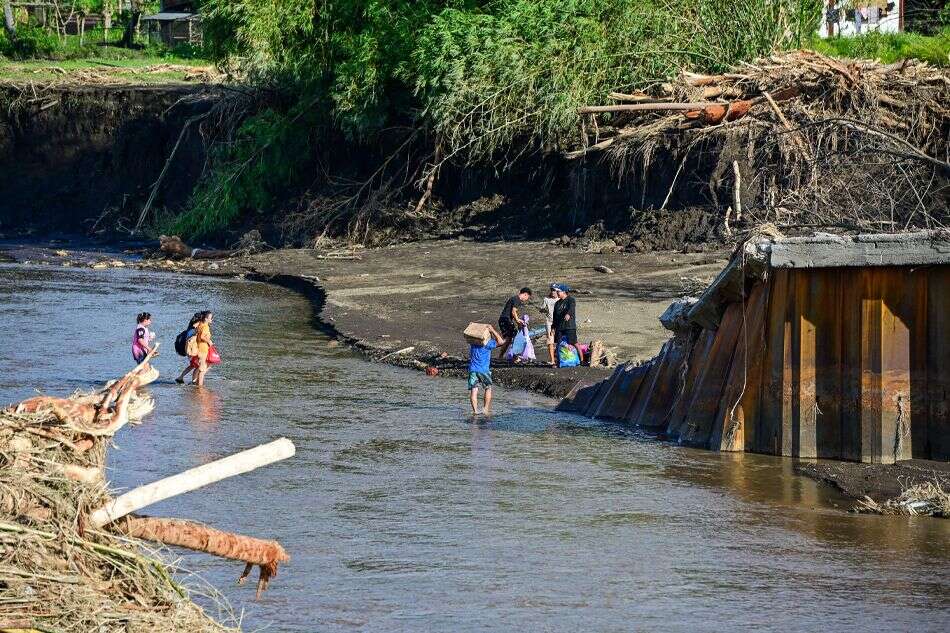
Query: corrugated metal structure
xmin=558 ymin=231 xmax=950 ymax=464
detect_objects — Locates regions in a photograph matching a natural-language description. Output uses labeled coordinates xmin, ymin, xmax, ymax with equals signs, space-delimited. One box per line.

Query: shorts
xmin=498 ymin=318 xmax=517 ymax=340
xmin=133 ymin=351 xmax=147 ymax=364
xmin=468 ymin=371 xmax=493 ymax=390
xmin=556 ymin=329 xmax=578 ymax=345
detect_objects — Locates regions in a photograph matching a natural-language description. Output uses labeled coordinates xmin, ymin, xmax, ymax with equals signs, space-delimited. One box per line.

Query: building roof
xmin=142 ymin=12 xmax=196 ymax=21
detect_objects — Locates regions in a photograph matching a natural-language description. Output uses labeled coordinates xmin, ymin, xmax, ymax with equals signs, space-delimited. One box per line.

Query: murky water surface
xmin=1 ymin=264 xmax=947 ymax=632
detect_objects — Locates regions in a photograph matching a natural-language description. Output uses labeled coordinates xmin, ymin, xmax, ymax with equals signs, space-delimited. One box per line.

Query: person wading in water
xmin=131 ymin=312 xmax=155 ymax=366
xmin=468 ymin=324 xmax=505 ymax=415
xmin=193 ymin=311 xmax=215 ymax=387
xmin=496 ymin=287 xmax=532 ymax=360
xmin=175 ymin=312 xmax=202 ymax=384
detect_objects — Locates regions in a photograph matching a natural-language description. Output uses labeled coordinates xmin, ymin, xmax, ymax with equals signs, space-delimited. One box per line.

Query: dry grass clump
xmin=855 ymin=479 xmax=950 ymax=517
xmin=0 ymin=403 xmax=235 ymax=632
xmin=579 ymin=50 xmax=949 ymax=231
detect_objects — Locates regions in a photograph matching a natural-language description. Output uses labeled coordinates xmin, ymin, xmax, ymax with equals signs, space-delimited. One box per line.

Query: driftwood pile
xmin=855 ymin=480 xmax=950 ymax=518
xmin=0 ymin=351 xmax=291 ymax=631
xmin=574 ymin=51 xmax=949 ymax=232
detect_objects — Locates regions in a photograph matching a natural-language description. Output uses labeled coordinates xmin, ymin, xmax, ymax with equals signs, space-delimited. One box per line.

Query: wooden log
xmin=608 ymin=91 xmax=664 ymax=103
xmin=159 ymin=235 xmax=236 ymax=260
xmin=89 ymin=438 xmax=296 ymax=528
xmin=112 ymin=515 xmax=289 ymax=599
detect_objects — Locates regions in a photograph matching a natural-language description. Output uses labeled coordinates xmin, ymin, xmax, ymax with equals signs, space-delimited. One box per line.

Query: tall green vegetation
xmin=176 ymin=0 xmax=826 ymax=239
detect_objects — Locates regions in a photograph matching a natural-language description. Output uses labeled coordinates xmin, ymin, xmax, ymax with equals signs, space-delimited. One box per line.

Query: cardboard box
xmin=463 ymin=322 xmax=491 ymax=346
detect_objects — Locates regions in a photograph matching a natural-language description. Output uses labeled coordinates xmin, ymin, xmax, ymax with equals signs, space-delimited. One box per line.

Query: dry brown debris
xmin=855 ymin=479 xmax=950 ymax=517
xmin=0 ymin=376 xmax=235 ymax=632
xmin=576 ymin=51 xmax=950 ymax=232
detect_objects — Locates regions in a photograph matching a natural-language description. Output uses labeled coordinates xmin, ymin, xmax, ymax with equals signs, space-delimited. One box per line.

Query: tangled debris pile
xmin=575 ymin=51 xmax=949 ymax=232
xmin=855 ymin=480 xmax=950 ymax=518
xmin=0 ymin=361 xmax=234 ymax=631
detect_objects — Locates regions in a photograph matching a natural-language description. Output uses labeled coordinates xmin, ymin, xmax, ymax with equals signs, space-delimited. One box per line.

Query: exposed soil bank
xmin=797 ymin=460 xmax=950 ymax=503
xmin=0 ymin=84 xmax=219 ymax=234
xmin=0 ymin=82 xmax=735 ymax=252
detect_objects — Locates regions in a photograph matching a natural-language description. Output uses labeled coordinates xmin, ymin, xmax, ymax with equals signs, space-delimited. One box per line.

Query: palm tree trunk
xmin=3 ymin=0 xmax=16 ymax=39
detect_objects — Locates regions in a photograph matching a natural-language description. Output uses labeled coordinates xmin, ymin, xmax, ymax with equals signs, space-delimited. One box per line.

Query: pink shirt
xmin=132 ymin=325 xmax=152 ymax=358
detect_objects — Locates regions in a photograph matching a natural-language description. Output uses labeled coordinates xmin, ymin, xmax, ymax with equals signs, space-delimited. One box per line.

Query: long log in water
xmin=111 ymin=515 xmax=289 ymax=598
xmin=89 ymin=438 xmax=296 ymax=528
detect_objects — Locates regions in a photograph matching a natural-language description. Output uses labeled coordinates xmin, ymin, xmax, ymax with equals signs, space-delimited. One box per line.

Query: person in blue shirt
xmin=469 ymin=324 xmax=505 ymax=415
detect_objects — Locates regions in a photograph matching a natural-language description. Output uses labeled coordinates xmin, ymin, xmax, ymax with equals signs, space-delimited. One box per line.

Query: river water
xmin=0 ymin=264 xmax=947 ymax=632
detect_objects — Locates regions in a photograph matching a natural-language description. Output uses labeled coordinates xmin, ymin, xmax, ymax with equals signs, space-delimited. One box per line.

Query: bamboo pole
xmin=89 ymin=438 xmax=296 ymax=528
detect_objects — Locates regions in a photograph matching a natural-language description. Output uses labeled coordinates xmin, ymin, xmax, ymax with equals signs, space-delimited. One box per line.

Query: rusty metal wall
xmin=564 ymin=264 xmax=948 ymax=463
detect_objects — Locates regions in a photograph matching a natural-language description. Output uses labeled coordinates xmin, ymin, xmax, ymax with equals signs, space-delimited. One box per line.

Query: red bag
xmin=207 ymin=345 xmax=222 ymax=365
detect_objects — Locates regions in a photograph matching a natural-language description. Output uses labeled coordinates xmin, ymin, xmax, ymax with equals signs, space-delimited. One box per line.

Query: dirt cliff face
xmin=0 ymin=84 xmax=218 ymax=235
xmin=0 ymin=82 xmax=726 ymax=251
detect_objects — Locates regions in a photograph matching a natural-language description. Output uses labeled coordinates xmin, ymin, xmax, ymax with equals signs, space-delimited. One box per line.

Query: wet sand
xmin=146 ymin=240 xmax=731 ymax=396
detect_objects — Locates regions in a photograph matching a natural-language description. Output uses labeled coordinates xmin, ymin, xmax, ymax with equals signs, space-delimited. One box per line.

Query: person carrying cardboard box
xmin=467 ymin=323 xmax=505 ymax=415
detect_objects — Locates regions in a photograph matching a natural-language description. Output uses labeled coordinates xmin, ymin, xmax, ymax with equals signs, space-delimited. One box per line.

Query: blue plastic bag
xmin=509 ymin=330 xmax=527 ymax=357
xmin=558 ymin=341 xmax=580 ymax=367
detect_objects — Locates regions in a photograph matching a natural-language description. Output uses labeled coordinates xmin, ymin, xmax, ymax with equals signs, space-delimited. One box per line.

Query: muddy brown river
xmin=1 ymin=264 xmax=948 ymax=632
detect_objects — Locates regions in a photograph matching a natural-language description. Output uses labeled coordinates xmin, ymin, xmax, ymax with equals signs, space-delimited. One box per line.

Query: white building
xmin=818 ymin=1 xmax=904 ymax=37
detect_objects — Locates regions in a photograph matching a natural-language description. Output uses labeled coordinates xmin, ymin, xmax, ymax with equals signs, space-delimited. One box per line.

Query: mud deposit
xmin=1 ymin=264 xmax=948 ymax=632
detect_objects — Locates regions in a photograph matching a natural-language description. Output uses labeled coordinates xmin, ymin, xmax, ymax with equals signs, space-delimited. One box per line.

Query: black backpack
xmin=174 ymin=329 xmax=190 ymax=356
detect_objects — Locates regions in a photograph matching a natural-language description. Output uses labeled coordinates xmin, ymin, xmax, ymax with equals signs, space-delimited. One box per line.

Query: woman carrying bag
xmin=192 ymin=311 xmax=220 ymax=387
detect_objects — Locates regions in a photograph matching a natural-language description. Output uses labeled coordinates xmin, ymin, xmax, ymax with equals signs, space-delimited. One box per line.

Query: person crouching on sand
xmin=468 ymin=324 xmax=505 ymax=415
xmin=132 ymin=312 xmax=155 ymax=366
xmin=193 ymin=311 xmax=215 ymax=387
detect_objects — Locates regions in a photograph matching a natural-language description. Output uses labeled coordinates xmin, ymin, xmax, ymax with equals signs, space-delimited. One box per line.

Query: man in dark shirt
xmin=497 ymin=287 xmax=532 ymax=358
xmin=553 ymin=284 xmax=577 ymax=349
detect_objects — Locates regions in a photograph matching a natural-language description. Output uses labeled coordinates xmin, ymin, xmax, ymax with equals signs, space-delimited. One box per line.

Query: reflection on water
xmin=0 ymin=263 xmax=948 ymax=632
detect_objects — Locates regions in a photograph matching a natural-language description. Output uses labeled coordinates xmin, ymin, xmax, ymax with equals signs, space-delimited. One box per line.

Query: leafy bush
xmin=0 ymin=24 xmax=59 ymax=59
xmin=167 ymin=106 xmax=318 ymax=239
xmin=412 ymin=0 xmax=824 ymax=161
xmin=174 ymin=0 xmax=834 ymax=239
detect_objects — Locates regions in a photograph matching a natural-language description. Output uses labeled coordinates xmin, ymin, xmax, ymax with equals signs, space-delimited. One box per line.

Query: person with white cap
xmin=541 ymin=283 xmax=560 ymax=366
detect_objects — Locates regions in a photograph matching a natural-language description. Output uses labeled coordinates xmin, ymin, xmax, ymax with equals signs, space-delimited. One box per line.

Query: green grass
xmin=0 ymin=56 xmax=214 ymax=83
xmin=806 ymin=29 xmax=950 ymax=66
